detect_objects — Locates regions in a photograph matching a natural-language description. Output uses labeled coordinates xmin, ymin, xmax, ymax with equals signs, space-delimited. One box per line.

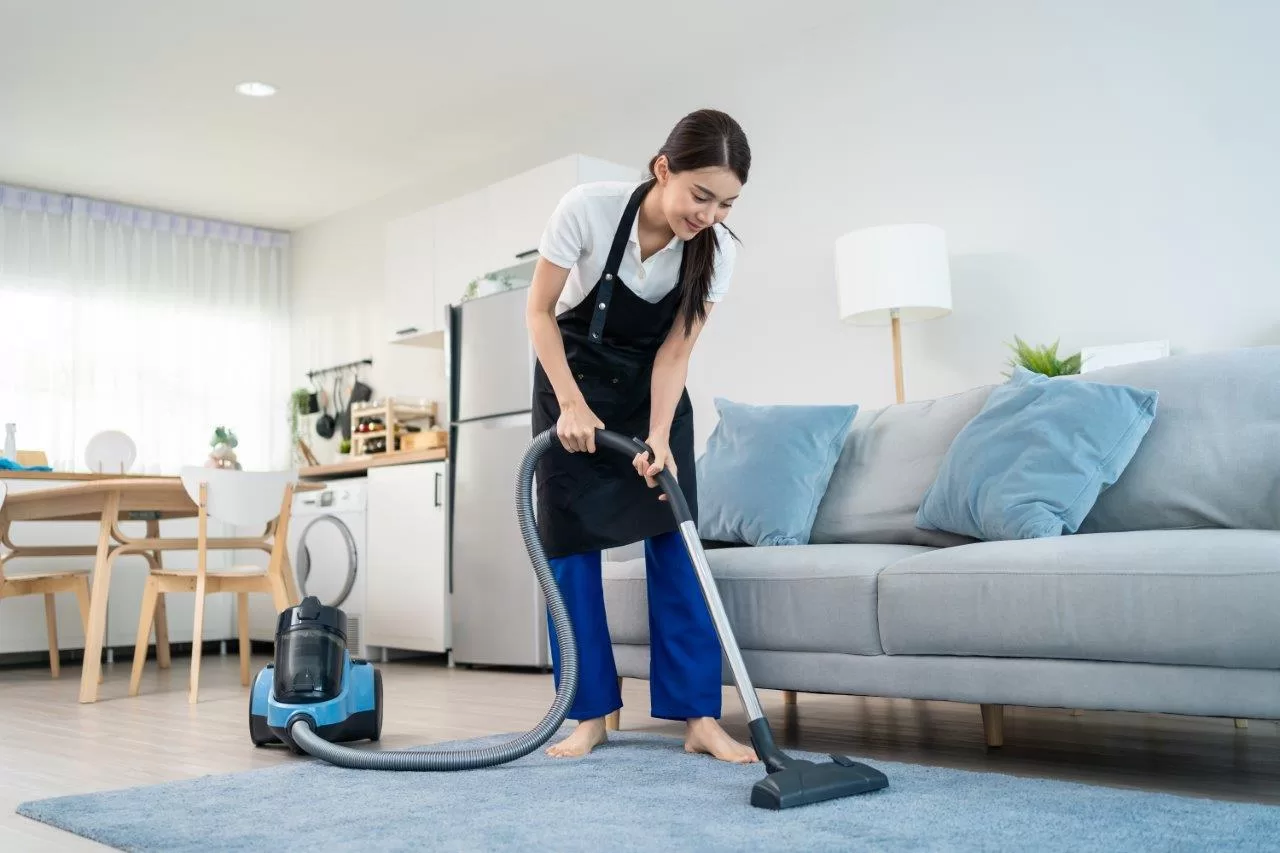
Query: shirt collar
xmin=628 ymin=216 xmax=682 ymax=254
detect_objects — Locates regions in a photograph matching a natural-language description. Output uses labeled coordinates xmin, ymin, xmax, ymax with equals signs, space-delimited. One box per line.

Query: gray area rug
xmin=16 ymin=727 xmax=1280 ymax=852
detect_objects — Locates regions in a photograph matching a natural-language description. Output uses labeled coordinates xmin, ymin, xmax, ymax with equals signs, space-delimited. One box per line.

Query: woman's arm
xmin=526 ymin=256 xmax=604 ymax=452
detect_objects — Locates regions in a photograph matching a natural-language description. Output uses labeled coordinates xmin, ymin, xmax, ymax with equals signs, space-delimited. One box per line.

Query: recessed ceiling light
xmin=235 ymin=81 xmax=276 ymax=97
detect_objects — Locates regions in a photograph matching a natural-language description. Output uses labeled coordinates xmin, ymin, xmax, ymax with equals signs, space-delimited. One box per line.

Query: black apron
xmin=532 ymin=179 xmax=698 ymax=559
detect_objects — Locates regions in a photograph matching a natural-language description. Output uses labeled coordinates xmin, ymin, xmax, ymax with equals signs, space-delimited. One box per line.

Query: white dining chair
xmin=84 ymin=430 xmax=136 ymax=474
xmin=128 ymin=466 xmax=298 ymax=703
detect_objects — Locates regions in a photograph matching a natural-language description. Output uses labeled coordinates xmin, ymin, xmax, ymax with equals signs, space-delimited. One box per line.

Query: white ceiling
xmin=1 ymin=1 xmax=831 ymax=231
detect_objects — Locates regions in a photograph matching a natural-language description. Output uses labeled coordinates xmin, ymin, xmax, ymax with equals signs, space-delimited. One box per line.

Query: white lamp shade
xmin=834 ymin=224 xmax=952 ymax=325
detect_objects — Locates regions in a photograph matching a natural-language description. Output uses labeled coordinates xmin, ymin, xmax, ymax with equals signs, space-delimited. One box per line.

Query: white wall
xmin=292 ymin=0 xmax=1280 ymax=457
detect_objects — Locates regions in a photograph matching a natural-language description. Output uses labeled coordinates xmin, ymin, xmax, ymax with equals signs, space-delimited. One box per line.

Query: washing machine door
xmin=294 ymin=514 xmax=359 ymax=608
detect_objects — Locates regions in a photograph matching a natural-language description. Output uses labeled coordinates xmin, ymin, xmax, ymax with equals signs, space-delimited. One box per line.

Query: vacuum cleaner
xmin=249 ymin=427 xmax=888 ymax=809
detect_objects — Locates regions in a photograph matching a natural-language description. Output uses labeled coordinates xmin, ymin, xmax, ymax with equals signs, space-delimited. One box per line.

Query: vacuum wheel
xmin=370 ymin=668 xmax=383 ymax=742
xmin=250 ymin=715 xmax=277 ymax=747
xmin=249 ymin=691 xmax=278 ymax=747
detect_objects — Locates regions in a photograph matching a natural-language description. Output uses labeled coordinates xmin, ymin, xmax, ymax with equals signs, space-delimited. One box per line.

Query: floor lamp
xmin=834 ymin=224 xmax=953 ymax=404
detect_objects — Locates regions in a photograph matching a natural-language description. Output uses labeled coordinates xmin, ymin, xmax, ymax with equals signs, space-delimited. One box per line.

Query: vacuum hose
xmin=289 ymin=427 xmax=652 ymax=770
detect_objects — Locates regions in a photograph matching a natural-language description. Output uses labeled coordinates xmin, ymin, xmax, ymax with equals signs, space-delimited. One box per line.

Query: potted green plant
xmin=461 ymin=274 xmax=518 ymax=301
xmin=1004 ymin=336 xmax=1083 ymax=378
xmin=289 ymin=387 xmax=311 ymax=461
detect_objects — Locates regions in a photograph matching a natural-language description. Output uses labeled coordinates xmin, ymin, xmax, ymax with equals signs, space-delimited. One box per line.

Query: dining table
xmin=0 ymin=474 xmax=321 ymax=703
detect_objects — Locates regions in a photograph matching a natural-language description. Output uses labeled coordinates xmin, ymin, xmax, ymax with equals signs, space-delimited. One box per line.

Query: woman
xmin=525 ymin=109 xmax=755 ymax=763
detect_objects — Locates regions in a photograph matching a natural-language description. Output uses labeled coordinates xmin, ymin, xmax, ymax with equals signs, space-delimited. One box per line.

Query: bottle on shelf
xmin=3 ymin=423 xmax=15 ymax=461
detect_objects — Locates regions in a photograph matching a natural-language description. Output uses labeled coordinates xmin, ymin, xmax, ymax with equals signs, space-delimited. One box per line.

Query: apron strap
xmin=589 ymin=179 xmax=654 ymax=344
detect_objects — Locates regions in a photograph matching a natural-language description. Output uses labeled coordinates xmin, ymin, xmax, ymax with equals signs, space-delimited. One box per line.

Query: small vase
xmin=206 ymin=442 xmax=242 ymax=470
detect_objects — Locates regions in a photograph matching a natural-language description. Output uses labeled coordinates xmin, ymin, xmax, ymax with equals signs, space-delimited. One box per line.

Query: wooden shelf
xmin=349 ymin=398 xmax=442 ymax=456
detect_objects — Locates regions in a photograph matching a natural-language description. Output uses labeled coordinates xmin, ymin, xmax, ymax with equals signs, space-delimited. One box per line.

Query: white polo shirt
xmin=538 ymin=181 xmax=736 ymax=317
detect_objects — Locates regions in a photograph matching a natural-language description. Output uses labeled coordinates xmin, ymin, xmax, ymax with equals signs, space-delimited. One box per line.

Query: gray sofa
xmin=602 ymin=346 xmax=1280 ymax=744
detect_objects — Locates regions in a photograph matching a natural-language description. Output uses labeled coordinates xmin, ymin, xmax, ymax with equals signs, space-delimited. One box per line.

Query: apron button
xmin=598 ymin=302 xmax=606 ymax=309
xmin=605 ymin=273 xmax=613 ymax=280
xmin=611 ymin=378 xmax=618 ymax=384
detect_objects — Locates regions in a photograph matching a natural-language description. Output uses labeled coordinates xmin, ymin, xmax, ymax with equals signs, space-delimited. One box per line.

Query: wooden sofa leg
xmin=980 ymin=704 xmax=1004 ymax=747
xmin=783 ymin=690 xmax=797 ymax=706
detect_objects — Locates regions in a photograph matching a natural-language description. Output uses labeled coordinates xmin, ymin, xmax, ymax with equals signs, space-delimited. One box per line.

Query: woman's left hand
xmin=634 ymin=434 xmax=675 ymax=501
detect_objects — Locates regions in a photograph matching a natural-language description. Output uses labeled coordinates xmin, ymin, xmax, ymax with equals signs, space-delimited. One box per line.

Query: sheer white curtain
xmin=0 ymin=184 xmax=292 ymax=474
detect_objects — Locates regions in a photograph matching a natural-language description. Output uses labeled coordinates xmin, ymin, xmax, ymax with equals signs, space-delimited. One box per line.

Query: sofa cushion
xmin=1070 ymin=346 xmax=1280 ymax=533
xmin=877 ymin=529 xmax=1280 ymax=669
xmin=915 ymin=367 xmax=1158 ymax=540
xmin=695 ymin=398 xmax=859 ymax=546
xmin=603 ymin=543 xmax=932 ymax=655
xmin=810 ymin=384 xmax=993 ymax=547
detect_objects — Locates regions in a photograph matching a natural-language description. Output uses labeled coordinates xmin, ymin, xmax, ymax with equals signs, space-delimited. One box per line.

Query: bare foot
xmin=545 ymin=717 xmax=608 ymax=758
xmin=684 ymin=717 xmax=758 ymax=763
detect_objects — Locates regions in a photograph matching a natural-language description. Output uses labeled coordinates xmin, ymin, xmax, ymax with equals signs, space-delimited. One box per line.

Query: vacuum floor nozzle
xmin=751 ymin=755 xmax=890 ymax=810
xmin=746 ymin=714 xmax=888 ymax=809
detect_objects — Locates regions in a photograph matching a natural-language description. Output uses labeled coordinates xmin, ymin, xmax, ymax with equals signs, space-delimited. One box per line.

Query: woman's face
xmin=656 ymin=159 xmax=742 ymax=240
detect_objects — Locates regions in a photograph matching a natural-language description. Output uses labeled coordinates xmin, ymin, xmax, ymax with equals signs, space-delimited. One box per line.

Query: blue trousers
xmin=546 ymin=529 xmax=722 ymax=722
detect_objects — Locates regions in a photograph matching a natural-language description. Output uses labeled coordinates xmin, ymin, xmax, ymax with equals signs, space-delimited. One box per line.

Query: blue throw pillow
xmin=696 ymin=398 xmax=859 ymax=546
xmin=915 ymin=367 xmax=1158 ymax=540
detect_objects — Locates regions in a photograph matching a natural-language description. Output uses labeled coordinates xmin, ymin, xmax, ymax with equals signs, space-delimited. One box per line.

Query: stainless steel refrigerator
xmin=445 ymin=286 xmax=550 ymax=668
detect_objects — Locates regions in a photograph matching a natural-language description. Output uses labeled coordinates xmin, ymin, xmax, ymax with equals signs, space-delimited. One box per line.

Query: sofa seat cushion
xmin=877 ymin=530 xmax=1280 ymax=669
xmin=603 ymin=544 xmax=932 ymax=656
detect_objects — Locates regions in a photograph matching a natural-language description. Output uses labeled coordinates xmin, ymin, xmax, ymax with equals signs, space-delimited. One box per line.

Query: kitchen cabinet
xmin=385 ymin=154 xmax=638 ymax=349
xmin=486 ymin=157 xmax=578 ymax=268
xmin=384 ymin=206 xmax=438 ymax=346
xmin=432 ymin=189 xmax=490 ymax=320
xmin=365 ymin=461 xmax=449 ymax=654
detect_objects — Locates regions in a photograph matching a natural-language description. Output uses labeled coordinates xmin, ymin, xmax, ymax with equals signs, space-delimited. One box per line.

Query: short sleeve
xmin=706 ymin=226 xmax=737 ymax=303
xmin=538 ymin=185 xmax=588 ymax=269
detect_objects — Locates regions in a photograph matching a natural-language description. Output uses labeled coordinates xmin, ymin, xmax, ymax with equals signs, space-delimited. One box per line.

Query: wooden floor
xmin=2 ymin=652 xmax=1278 ymax=850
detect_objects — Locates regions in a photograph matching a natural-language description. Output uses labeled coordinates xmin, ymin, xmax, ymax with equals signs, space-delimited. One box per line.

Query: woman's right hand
xmin=557 ymin=400 xmax=605 ymax=453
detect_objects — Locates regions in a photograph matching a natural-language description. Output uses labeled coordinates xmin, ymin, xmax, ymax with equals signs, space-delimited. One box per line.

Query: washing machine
xmin=284 ymin=478 xmax=370 ymax=659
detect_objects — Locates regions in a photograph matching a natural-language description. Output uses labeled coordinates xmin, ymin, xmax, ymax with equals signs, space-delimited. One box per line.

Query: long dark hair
xmin=647 ymin=109 xmax=750 ymax=336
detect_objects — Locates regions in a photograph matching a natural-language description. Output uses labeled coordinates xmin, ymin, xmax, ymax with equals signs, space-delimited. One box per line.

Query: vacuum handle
xmin=592 ymin=428 xmax=693 ymax=525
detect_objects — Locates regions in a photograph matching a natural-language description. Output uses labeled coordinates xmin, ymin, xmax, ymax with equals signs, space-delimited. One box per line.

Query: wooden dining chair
xmin=128 ymin=467 xmax=299 ymax=704
xmin=0 ymin=482 xmax=93 ymax=678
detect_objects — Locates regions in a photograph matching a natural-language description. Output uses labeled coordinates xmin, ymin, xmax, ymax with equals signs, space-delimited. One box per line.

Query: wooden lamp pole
xmin=890 ymin=307 xmax=905 ymax=404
